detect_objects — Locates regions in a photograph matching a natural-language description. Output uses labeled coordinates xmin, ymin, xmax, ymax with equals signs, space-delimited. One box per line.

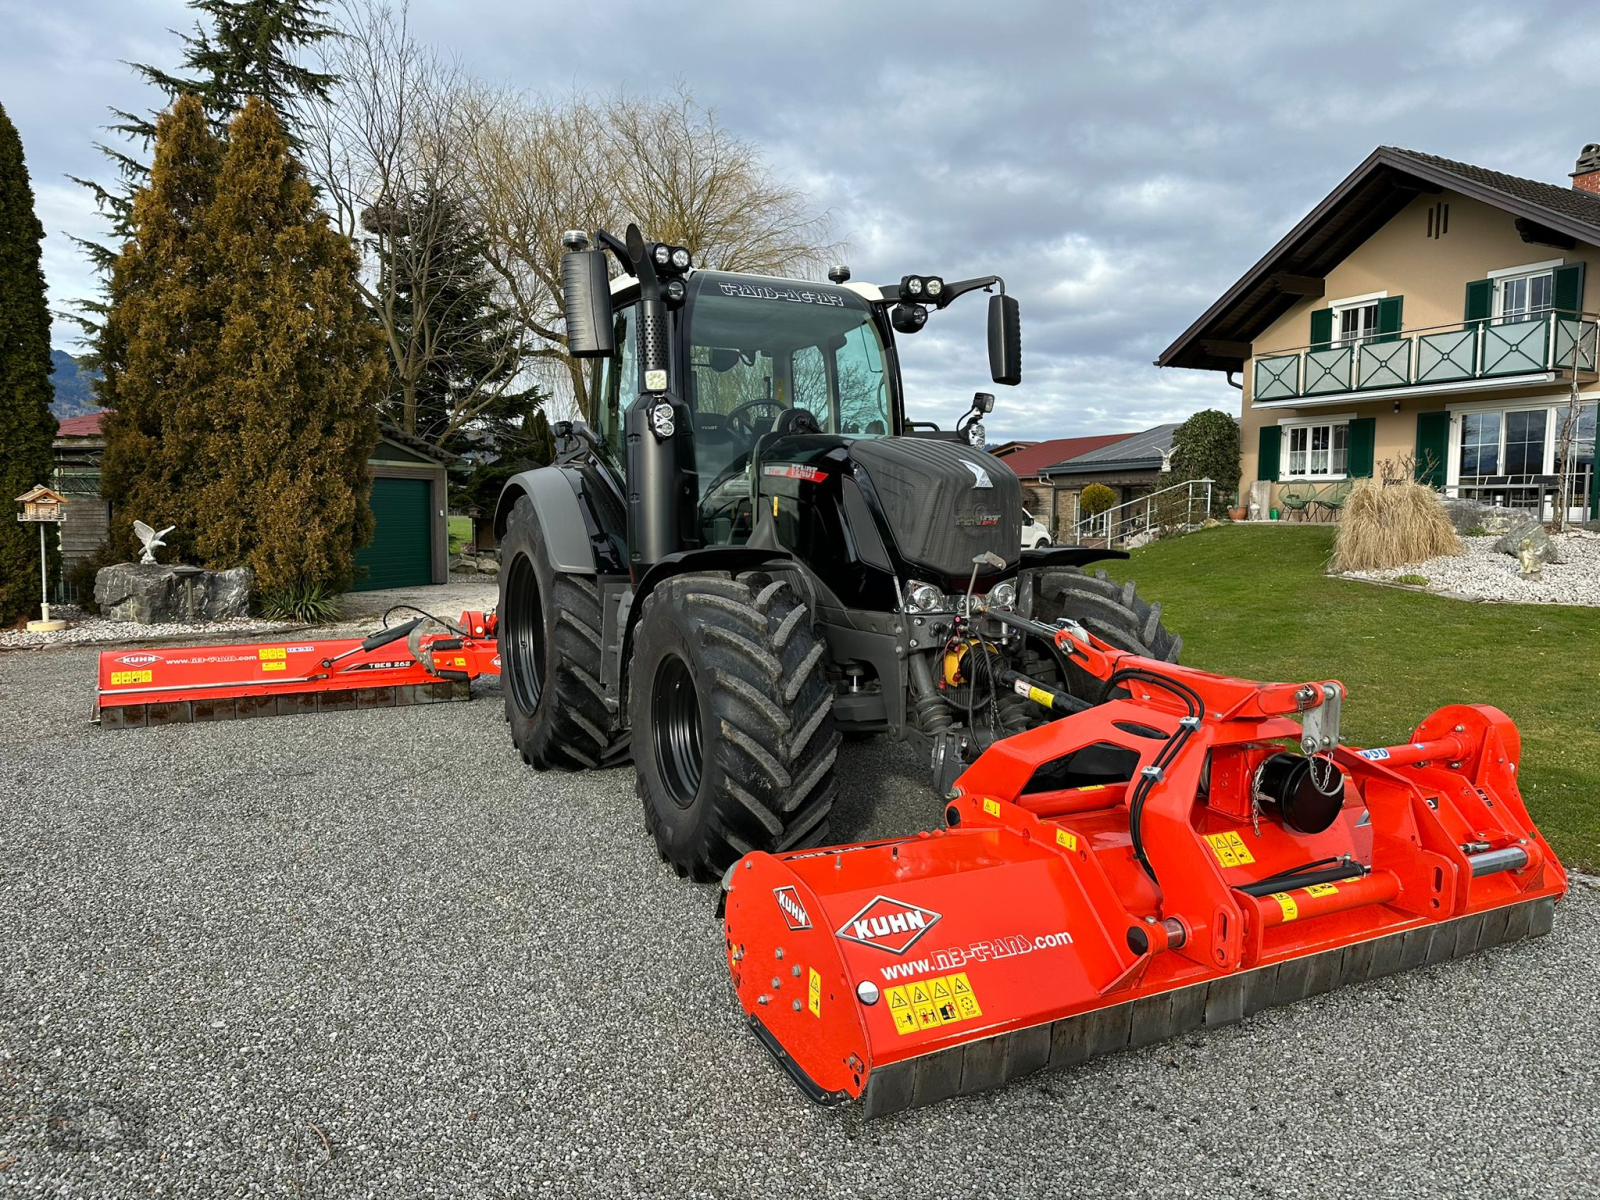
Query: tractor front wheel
xmin=628 ymin=571 xmax=840 ymax=881
xmin=1029 ymin=566 xmax=1182 ymax=702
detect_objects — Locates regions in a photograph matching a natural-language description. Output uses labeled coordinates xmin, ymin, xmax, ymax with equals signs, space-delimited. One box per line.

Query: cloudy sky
xmin=4 ymin=0 xmax=1599 ymax=441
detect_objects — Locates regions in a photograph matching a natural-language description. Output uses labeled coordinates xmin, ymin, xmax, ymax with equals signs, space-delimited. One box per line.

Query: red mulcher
xmin=94 ymin=611 xmax=499 ymax=726
xmin=721 ymin=612 xmax=1566 ymax=1116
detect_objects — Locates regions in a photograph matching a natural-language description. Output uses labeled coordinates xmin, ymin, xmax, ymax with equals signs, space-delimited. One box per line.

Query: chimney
xmin=1572 ymin=144 xmax=1600 ymax=194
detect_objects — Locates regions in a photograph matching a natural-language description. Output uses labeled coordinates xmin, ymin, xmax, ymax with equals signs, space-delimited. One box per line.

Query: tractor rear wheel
xmin=628 ymin=571 xmax=840 ymax=881
xmin=499 ymin=494 xmax=627 ymax=770
xmin=1030 ymin=566 xmax=1182 ymax=702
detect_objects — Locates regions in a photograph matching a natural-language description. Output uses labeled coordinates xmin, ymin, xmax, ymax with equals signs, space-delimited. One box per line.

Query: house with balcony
xmin=1158 ymin=145 xmax=1600 ymax=521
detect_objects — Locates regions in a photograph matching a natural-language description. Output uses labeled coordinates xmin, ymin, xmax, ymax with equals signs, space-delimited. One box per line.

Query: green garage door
xmin=354 ymin=476 xmax=432 ymax=590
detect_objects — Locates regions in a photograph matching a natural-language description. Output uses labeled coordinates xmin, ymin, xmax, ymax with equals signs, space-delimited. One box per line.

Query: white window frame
xmin=1444 ymin=395 xmax=1567 ymax=485
xmin=1488 ymin=258 xmax=1563 ymax=322
xmin=1276 ymin=412 xmax=1354 ymax=481
xmin=1326 ymin=291 xmax=1387 ymax=349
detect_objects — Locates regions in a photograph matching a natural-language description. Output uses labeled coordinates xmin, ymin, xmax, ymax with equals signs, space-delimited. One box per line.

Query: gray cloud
xmin=7 ymin=0 xmax=1600 ymax=439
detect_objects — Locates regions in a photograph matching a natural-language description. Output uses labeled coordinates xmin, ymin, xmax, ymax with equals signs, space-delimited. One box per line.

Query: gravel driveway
xmin=3 ymin=647 xmax=1597 ymax=1198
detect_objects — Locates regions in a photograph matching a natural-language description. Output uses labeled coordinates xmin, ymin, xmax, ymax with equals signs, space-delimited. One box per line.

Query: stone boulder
xmin=1439 ymin=498 xmax=1526 ymax=536
xmin=94 ymin=563 xmax=253 ymax=624
xmin=1493 ymin=516 xmax=1558 ymax=576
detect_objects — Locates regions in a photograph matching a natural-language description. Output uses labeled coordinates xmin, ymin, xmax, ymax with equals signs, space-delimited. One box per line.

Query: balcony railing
xmin=1252 ymin=311 xmax=1599 ymax=403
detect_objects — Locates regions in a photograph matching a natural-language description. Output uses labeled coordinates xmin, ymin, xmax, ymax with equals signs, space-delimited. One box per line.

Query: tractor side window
xmin=792 ymin=344 xmax=828 ymax=421
xmin=592 ymin=304 xmax=634 ymax=475
xmin=835 ymin=322 xmax=890 ymax=436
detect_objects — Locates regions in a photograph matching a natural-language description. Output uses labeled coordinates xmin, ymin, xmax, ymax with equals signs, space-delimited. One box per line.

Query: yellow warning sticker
xmin=109 ymin=669 xmax=154 ymax=686
xmin=1055 ymin=828 xmax=1079 ymax=852
xmin=261 ymin=661 xmax=286 ymax=672
xmin=1027 ymin=685 xmax=1056 ymax=709
xmin=1204 ymin=831 xmax=1256 ymax=868
xmin=982 ymin=798 xmax=1001 ymax=817
xmin=885 ymin=985 xmax=917 ymax=1035
xmin=257 ymin=647 xmax=286 ymax=661
xmin=772 ymin=495 xmax=780 ymax=518
xmin=808 ymin=968 xmax=821 ymax=1018
xmin=889 ymin=972 xmax=985 ymax=1035
xmin=1076 ymin=784 xmax=1107 ymax=792
xmin=1305 ymin=883 xmax=1339 ymax=898
xmin=949 ymin=972 xmax=983 ymax=1020
xmin=1272 ymin=891 xmax=1299 ymax=922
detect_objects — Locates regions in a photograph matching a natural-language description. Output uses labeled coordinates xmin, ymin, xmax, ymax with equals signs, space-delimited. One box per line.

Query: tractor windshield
xmin=684 ymin=274 xmax=893 ymax=441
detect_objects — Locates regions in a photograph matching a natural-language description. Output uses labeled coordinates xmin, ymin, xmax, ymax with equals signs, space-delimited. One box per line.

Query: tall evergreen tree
xmin=0 ymin=102 xmax=59 ymax=625
xmin=99 ymin=95 xmax=225 ymax=566
xmin=67 ymin=1 xmax=339 ymax=339
xmin=193 ymin=97 xmax=382 ymax=595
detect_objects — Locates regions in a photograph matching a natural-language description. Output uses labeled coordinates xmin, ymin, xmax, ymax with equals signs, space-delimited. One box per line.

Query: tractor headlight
xmin=905 ymin=276 xmax=924 ymax=296
xmin=891 ymin=303 xmax=928 ymax=334
xmin=652 ymin=243 xmax=671 ymax=268
xmin=663 ymin=278 xmax=686 ymax=307
xmin=906 ymin=581 xmax=944 ymax=613
xmin=671 ymin=246 xmax=691 ymax=270
xmin=966 ymin=420 xmax=986 ymax=447
xmin=650 ymin=402 xmax=675 ymax=439
xmin=925 ymin=276 xmax=944 ymax=299
xmin=987 ymin=580 xmax=1017 ymax=610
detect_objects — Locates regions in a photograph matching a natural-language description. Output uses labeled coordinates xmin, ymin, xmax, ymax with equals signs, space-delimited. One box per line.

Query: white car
xmin=1022 ymin=508 xmax=1051 ymax=549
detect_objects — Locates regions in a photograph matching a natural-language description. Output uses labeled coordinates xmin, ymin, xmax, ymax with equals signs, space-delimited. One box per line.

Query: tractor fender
xmin=1019 ymin=545 xmax=1130 ymax=571
xmin=615 ymin=546 xmax=801 ymax=708
xmin=495 ymin=467 xmax=599 ymax=574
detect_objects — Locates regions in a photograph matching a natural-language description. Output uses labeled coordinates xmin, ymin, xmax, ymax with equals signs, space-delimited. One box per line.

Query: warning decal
xmin=1305 ymin=882 xmax=1339 ymax=898
xmin=884 ymin=971 xmax=986 ymax=1036
xmin=1055 ymin=828 xmax=1079 ymax=852
xmin=257 ymin=647 xmax=286 ymax=661
xmin=981 ymin=798 xmax=1001 ymax=817
xmin=808 ymin=968 xmax=821 ymax=1017
xmin=1272 ymin=891 xmax=1299 ymax=921
xmin=1204 ymin=831 xmax=1256 ymax=867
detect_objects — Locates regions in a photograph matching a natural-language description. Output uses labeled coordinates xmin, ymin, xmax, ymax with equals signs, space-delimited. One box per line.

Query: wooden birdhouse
xmin=15 ymin=484 xmax=67 ymax=523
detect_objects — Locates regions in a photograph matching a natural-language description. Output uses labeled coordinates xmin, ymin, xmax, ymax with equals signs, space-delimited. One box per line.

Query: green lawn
xmin=448 ymin=515 xmax=471 ymax=555
xmin=1102 ymin=525 xmax=1598 ymax=871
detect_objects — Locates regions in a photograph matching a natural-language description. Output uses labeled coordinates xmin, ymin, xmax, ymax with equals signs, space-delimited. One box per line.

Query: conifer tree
xmin=193 ymin=97 xmax=382 ymax=595
xmin=0 ymin=102 xmax=59 ymax=625
xmin=99 ymin=95 xmax=224 ymax=565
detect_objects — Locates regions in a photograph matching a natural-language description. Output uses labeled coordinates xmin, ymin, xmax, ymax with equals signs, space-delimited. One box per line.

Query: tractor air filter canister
xmin=1254 ymin=752 xmax=1344 ymax=835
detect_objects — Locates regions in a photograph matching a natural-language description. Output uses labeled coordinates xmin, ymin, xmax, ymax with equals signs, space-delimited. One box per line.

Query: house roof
xmin=1000 ymin=434 xmax=1128 ymax=477
xmin=1046 ymin=423 xmax=1181 ymax=476
xmin=55 ymin=411 xmax=107 ymax=437
xmin=1158 ymin=145 xmax=1600 ymax=374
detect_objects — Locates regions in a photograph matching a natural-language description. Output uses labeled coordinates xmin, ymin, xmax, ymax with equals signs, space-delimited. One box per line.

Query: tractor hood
xmin=848 ymin=439 xmax=1022 ymax=580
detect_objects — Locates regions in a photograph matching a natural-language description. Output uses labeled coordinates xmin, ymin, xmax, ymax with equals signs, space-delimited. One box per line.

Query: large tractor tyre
xmin=628 ymin=571 xmax=840 ymax=881
xmin=1030 ymin=566 xmax=1182 ymax=703
xmin=498 ymin=494 xmax=628 ymax=771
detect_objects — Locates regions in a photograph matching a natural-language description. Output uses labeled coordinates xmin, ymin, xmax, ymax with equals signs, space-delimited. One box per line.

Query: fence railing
xmin=1253 ymin=311 xmax=1599 ymax=402
xmin=1072 ymin=478 xmax=1215 ymax=547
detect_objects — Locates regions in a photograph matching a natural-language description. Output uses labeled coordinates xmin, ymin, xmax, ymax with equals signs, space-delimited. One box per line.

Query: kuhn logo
xmin=835 ymin=896 xmax=942 ymax=955
xmin=115 ymin=654 xmax=159 ymax=666
xmin=773 ymin=886 xmax=811 ymax=931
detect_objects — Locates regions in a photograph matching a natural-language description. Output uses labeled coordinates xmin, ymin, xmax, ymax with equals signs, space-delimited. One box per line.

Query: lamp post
xmin=15 ymin=483 xmax=68 ymax=632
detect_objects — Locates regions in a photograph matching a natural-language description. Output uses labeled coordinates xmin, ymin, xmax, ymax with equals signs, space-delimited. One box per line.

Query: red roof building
xmin=995 ymin=434 xmax=1129 ymax=478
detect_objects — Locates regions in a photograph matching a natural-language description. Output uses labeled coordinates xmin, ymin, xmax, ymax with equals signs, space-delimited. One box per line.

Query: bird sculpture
xmin=133 ymin=520 xmax=175 ymax=565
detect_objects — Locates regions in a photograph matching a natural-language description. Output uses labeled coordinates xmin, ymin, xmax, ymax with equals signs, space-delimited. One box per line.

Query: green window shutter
xmin=1552 ymin=262 xmax=1585 ymax=315
xmin=1346 ymin=417 xmax=1376 ymax=478
xmin=1257 ymin=425 xmax=1281 ymax=482
xmin=1413 ymin=412 xmax=1450 ymax=487
xmin=1309 ymin=308 xmax=1333 ymax=350
xmin=1376 ymin=296 xmax=1403 ymax=342
xmin=1464 ymin=278 xmax=1492 ymax=325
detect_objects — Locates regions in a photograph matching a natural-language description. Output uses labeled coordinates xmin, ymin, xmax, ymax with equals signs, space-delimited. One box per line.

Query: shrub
xmin=1079 ymin=483 xmax=1117 ymax=517
xmin=1166 ymin=409 xmax=1240 ymax=517
xmin=1333 ymin=480 xmax=1461 ymax=572
xmin=1394 ymin=574 xmax=1429 ymax=587
xmin=260 ymin=581 xmax=343 ymax=624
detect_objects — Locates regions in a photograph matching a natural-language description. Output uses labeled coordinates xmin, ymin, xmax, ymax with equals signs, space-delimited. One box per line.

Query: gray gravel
xmin=1347 ymin=531 xmax=1600 ymax=605
xmin=3 ymin=646 xmax=1598 ymax=1199
xmin=0 ymin=608 xmax=299 ymax=651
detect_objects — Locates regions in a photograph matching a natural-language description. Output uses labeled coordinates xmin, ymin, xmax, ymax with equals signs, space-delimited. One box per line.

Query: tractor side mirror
xmin=561 ymin=249 xmax=615 ymax=358
xmin=988 ymin=294 xmax=1021 ymax=385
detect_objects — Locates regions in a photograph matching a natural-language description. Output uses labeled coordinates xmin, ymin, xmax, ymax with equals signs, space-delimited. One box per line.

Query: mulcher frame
xmin=722 ymin=622 xmax=1568 ymax=1116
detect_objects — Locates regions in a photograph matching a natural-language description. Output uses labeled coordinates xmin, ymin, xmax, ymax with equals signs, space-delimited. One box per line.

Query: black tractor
xmin=494 ymin=224 xmax=1178 ymax=878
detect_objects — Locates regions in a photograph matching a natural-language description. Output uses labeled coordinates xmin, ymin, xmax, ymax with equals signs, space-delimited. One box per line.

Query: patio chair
xmin=1278 ymin=488 xmax=1312 ymax=522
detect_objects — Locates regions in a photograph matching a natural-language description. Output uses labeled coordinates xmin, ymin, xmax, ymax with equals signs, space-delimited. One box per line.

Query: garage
xmin=351 ymin=430 xmax=453 ymax=592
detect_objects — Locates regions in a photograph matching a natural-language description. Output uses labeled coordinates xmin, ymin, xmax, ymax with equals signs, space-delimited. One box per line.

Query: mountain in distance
xmin=49 ymin=349 xmax=103 ymax=420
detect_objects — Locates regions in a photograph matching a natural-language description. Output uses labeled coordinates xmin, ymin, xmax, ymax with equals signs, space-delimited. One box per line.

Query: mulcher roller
xmin=721 ymin=620 xmax=1567 ymax=1116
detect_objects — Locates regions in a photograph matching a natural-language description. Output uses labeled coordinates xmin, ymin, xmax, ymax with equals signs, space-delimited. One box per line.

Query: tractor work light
xmin=900 ymin=274 xmax=945 ymax=303
xmin=671 ymin=246 xmax=691 ymax=270
xmin=664 ymin=278 xmax=687 ymax=307
xmin=891 ymin=303 xmax=928 ymax=334
xmin=906 ymin=582 xmax=944 ymax=613
xmin=650 ymin=401 xmax=675 ymax=439
xmin=904 ymin=276 xmax=923 ymax=296
xmin=653 ymin=243 xmax=671 ymax=268
xmin=965 ymin=420 xmax=987 ymax=447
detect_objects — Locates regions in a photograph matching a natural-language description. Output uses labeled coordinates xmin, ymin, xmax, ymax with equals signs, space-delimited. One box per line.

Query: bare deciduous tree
xmin=454 ymin=84 xmax=840 ymax=420
xmin=297 ymin=0 xmax=530 ymax=445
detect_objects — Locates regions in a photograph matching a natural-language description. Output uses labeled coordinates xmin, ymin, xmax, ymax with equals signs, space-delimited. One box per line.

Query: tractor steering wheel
xmin=725 ymin=399 xmax=787 ymax=442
